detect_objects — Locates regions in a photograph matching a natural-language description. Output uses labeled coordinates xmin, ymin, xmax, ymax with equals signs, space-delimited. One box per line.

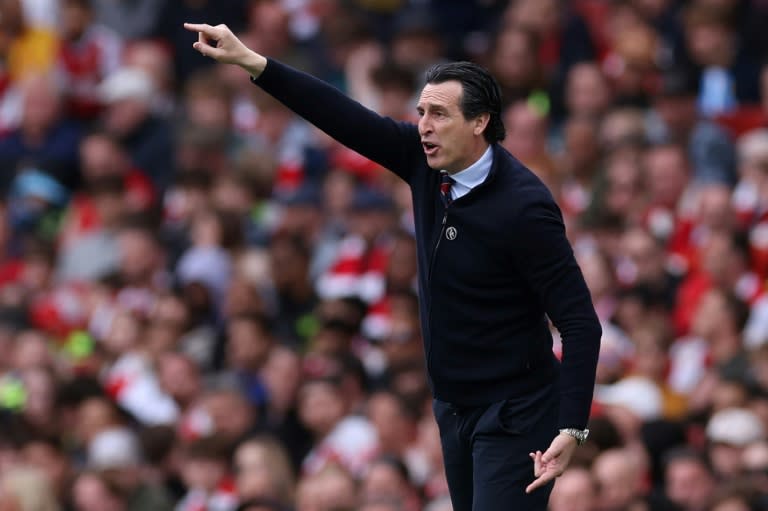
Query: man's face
xmin=80 ymin=136 xmax=128 ymax=180
xmin=202 ymin=391 xmax=254 ymax=441
xmin=687 ymin=24 xmax=732 ymax=67
xmin=158 ymin=354 xmax=200 ymax=404
xmin=226 ymin=319 xmax=272 ymax=371
xmin=644 ymin=146 xmax=688 ymax=207
xmin=655 ymin=96 xmax=696 ymax=137
xmin=382 ymin=315 xmax=422 ymax=366
xmin=22 ymin=442 xmax=69 ymax=491
xmin=117 ymin=229 xmax=158 ymax=284
xmin=665 ymin=459 xmax=714 ymax=511
xmin=622 ymin=230 xmax=664 ymax=283
xmin=492 ymin=29 xmax=536 ymax=87
xmin=73 ymin=474 xmax=125 ymax=511
xmin=298 ymin=381 xmax=346 ymax=436
xmin=102 ymin=99 xmax=148 ymax=138
xmin=61 ymin=2 xmax=91 ymax=40
xmin=22 ymin=78 xmax=61 ymax=134
xmin=417 ymin=81 xmax=485 ymax=174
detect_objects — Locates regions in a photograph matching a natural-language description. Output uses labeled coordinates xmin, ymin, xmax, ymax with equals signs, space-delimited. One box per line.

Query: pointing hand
xmin=183 ymin=23 xmax=267 ymax=76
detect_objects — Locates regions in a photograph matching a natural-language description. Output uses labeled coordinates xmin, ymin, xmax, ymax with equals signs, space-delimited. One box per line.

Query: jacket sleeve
xmin=512 ymin=198 xmax=602 ymax=430
xmin=251 ymin=58 xmax=421 ymax=182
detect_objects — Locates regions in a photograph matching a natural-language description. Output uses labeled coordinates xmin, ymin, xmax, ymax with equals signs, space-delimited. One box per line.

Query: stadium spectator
xmin=0 ymin=2 xmax=767 ymax=510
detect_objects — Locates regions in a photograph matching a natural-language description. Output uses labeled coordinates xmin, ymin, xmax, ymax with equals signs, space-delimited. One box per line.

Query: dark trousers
xmin=433 ymin=382 xmax=559 ymax=511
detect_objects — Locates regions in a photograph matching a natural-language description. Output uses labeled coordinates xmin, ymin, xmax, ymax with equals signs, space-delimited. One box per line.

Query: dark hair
xmin=425 ymin=61 xmax=506 ymax=143
xmin=370 ymin=388 xmax=421 ymax=422
xmin=117 ymin=212 xmax=164 ymax=244
xmin=269 ymin=231 xmax=311 ymax=262
xmin=19 ymin=431 xmax=66 ymax=452
xmin=723 ymin=292 xmax=750 ymax=333
xmin=229 ymin=312 xmax=274 ymax=336
xmin=86 ymin=174 xmax=125 ymax=197
xmin=369 ymin=454 xmax=411 ymax=483
xmin=138 ymin=425 xmax=176 ymax=464
xmin=662 ymin=446 xmax=713 ymax=475
xmin=372 ymin=62 xmax=416 ymax=94
xmin=54 ymin=375 xmax=105 ymax=409
xmin=235 ymin=498 xmax=290 ymax=511
xmin=183 ymin=434 xmax=233 ymax=462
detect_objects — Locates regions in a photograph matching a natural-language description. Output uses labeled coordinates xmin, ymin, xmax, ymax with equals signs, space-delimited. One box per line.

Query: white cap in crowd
xmin=706 ymin=407 xmax=766 ymax=447
xmin=87 ymin=427 xmax=143 ymax=470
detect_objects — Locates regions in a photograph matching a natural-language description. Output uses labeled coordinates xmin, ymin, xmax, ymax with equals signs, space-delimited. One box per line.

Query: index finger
xmin=525 ymin=471 xmax=556 ymax=494
xmin=183 ymin=23 xmax=217 ymax=37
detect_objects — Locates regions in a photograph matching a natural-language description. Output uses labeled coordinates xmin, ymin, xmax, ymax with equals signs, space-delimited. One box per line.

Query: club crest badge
xmin=446 ymin=226 xmax=457 ymax=240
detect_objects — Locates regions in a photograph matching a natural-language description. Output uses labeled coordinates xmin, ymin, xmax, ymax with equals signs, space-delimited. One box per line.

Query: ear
xmin=473 ymin=113 xmax=490 ymax=137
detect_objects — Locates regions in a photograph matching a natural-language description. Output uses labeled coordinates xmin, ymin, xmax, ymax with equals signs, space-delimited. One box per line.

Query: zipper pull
xmin=442 ymin=212 xmax=447 ymax=226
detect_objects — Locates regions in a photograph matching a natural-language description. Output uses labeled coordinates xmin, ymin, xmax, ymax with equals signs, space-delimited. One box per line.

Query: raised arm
xmin=183 ymin=23 xmax=419 ymax=181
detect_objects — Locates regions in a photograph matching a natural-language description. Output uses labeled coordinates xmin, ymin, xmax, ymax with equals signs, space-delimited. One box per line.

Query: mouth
xmin=422 ymin=142 xmax=439 ymax=156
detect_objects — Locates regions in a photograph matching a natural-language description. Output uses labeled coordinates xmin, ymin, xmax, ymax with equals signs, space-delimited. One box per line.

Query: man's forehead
xmin=418 ymin=81 xmax=462 ymax=107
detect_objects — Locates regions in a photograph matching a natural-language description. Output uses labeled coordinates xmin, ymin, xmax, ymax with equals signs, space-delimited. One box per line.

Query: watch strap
xmin=559 ymin=428 xmax=589 ymax=445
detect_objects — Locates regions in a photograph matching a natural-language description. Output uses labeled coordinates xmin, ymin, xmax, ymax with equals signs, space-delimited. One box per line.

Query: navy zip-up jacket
xmin=253 ymin=60 xmax=602 ymax=429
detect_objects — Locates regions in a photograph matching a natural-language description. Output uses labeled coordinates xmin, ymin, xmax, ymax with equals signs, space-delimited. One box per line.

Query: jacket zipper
xmin=426 ymin=209 xmax=448 ymax=377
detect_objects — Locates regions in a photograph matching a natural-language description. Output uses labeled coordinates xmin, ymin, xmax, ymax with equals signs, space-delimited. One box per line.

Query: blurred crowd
xmin=1 ymin=0 xmax=768 ymax=510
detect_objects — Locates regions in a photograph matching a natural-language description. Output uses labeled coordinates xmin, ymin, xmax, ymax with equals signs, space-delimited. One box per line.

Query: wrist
xmin=242 ymin=51 xmax=267 ymax=78
xmin=559 ymin=428 xmax=589 ymax=446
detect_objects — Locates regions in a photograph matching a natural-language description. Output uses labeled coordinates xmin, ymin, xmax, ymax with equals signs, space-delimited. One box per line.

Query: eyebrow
xmin=416 ymin=103 xmax=447 ymax=112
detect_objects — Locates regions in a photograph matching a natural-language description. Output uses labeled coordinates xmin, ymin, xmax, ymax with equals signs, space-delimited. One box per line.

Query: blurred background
xmin=0 ymin=0 xmax=767 ymax=510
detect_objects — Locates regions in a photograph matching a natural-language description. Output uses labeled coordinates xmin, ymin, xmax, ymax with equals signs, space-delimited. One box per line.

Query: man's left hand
xmin=525 ymin=432 xmax=578 ymax=493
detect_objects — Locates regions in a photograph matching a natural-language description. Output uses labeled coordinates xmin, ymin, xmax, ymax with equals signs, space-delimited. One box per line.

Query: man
xmin=184 ymin=22 xmax=601 ymax=510
xmin=663 ymin=447 xmax=716 ymax=511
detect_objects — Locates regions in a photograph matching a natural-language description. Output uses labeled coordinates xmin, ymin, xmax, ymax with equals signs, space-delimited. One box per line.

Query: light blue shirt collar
xmin=446 ymin=145 xmax=493 ymax=200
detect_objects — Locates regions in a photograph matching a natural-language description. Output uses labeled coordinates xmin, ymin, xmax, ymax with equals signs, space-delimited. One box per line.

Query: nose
xmin=418 ymin=116 xmax=432 ymax=137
